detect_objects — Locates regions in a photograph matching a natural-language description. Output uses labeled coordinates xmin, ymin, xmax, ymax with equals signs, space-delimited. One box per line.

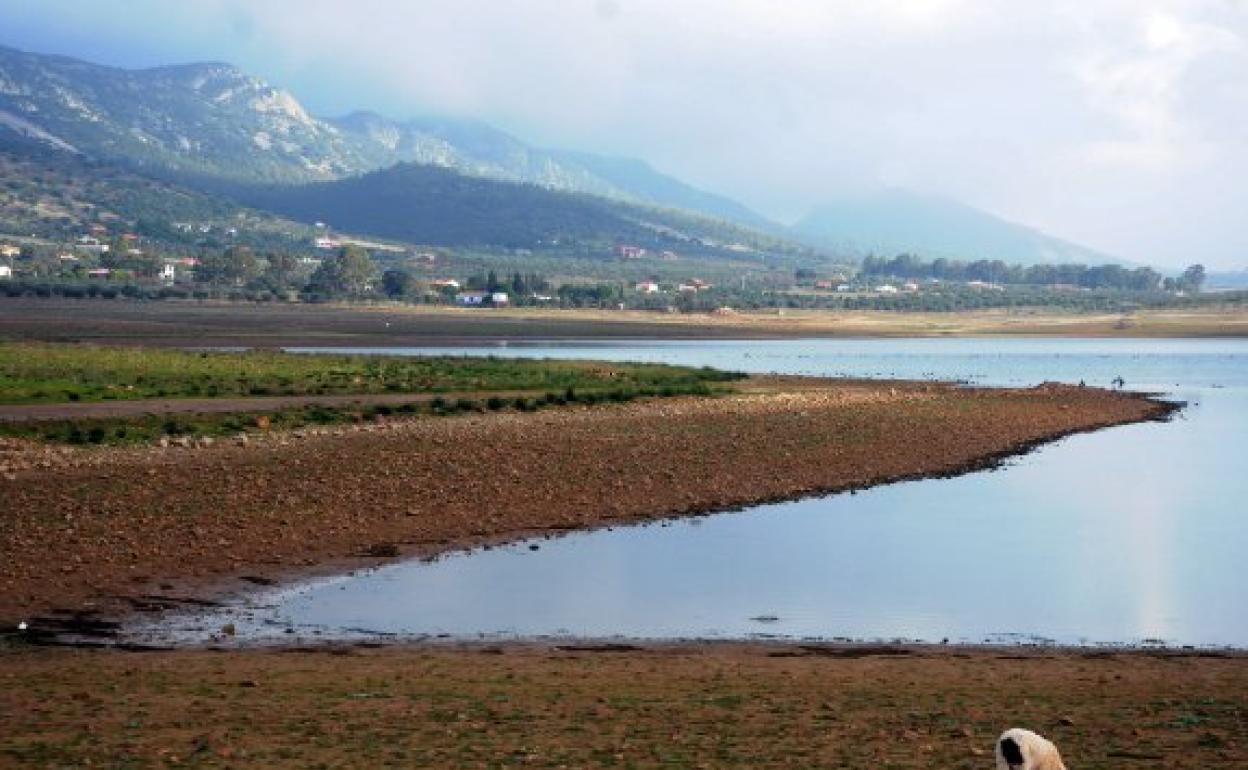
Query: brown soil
xmin=2 ymin=297 xmax=1246 ymax=347
xmin=1 ymin=377 xmax=1171 ymax=628
xmin=0 ymin=642 xmax=1243 ymax=769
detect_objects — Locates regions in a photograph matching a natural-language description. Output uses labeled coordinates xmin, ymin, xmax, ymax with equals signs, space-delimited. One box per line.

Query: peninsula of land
xmin=2 ymin=370 xmax=1171 ymax=628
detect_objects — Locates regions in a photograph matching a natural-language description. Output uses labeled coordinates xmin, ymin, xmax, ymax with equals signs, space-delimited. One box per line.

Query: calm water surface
xmin=149 ymin=339 xmax=1248 ymax=647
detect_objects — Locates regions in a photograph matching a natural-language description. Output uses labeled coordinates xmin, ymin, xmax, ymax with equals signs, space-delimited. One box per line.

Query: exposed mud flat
xmin=2 ymin=297 xmax=1247 ymax=347
xmin=1 ymin=377 xmax=1171 ymax=631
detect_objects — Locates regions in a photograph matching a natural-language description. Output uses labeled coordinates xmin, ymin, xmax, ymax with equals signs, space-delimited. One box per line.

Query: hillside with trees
xmin=0 ymin=133 xmax=308 ymax=249
xmin=233 ymin=162 xmax=819 ymax=263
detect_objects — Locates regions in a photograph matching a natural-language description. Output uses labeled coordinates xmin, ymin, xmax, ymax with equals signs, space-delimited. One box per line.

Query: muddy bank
xmin=0 ymin=378 xmax=1173 ymax=628
xmin=0 ymin=641 xmax=1242 ymax=768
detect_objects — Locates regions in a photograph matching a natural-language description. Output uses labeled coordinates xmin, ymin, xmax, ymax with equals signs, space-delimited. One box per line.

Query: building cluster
xmin=632 ymin=278 xmax=713 ymax=295
xmin=0 ymin=231 xmax=200 ymax=283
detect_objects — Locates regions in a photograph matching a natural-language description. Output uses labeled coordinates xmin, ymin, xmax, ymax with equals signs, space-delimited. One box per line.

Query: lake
xmin=142 ymin=338 xmax=1248 ymax=648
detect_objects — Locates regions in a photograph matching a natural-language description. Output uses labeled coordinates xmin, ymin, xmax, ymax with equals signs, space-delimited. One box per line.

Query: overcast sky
xmin=3 ymin=0 xmax=1246 ymax=269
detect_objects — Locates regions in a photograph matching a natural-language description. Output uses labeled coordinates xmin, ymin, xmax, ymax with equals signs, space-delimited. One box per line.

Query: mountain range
xmin=0 ymin=44 xmax=767 ymax=225
xmin=0 ymin=42 xmax=1126 ymax=266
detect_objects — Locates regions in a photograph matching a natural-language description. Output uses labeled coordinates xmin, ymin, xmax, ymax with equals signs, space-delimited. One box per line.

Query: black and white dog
xmin=995 ymin=728 xmax=1068 ymax=770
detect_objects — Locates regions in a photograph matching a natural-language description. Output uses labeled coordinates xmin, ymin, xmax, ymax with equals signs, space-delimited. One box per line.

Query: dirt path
xmin=1 ymin=380 xmax=1172 ymax=627
xmin=0 ymin=642 xmax=1242 ymax=769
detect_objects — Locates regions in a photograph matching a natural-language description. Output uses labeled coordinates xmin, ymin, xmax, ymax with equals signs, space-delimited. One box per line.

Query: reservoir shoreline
xmin=2 ymin=375 xmax=1174 ymax=638
xmin=2 ymin=297 xmax=1248 ymax=347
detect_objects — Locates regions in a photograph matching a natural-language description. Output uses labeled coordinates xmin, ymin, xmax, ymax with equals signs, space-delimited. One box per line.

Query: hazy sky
xmin=3 ymin=0 xmax=1246 ymax=268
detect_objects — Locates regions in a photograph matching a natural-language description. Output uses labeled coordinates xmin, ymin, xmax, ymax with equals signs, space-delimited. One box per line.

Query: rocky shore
xmin=1 ymin=377 xmax=1172 ymax=628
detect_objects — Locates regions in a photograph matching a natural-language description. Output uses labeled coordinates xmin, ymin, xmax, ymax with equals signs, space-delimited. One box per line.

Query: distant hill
xmin=234 ymin=162 xmax=806 ymax=260
xmin=0 ymin=44 xmax=774 ymax=230
xmin=792 ymin=190 xmax=1124 ymax=266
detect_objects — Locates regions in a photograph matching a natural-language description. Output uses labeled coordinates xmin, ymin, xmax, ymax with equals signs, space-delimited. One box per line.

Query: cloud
xmin=1065 ymin=5 xmax=1245 ymax=172
xmin=2 ymin=0 xmax=1246 ymax=267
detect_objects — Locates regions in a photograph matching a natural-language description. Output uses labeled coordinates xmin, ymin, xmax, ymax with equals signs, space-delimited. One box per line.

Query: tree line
xmin=860 ymin=253 xmax=1206 ymax=292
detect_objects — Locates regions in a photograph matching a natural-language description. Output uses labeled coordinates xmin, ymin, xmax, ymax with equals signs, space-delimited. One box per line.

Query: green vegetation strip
xmin=0 ymin=383 xmax=726 ymax=446
xmin=0 ymin=342 xmax=743 ymax=405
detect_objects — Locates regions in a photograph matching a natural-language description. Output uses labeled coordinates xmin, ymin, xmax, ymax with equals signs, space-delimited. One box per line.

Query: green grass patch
xmin=0 ymin=342 xmax=746 ymax=405
xmin=0 ymin=383 xmax=731 ymax=445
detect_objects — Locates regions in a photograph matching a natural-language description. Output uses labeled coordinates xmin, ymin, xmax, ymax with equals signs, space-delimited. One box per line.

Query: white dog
xmin=995 ymin=728 xmax=1068 ymax=770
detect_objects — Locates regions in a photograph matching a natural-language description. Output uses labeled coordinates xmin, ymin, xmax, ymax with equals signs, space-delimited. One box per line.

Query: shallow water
xmin=145 ymin=339 xmax=1248 ymax=647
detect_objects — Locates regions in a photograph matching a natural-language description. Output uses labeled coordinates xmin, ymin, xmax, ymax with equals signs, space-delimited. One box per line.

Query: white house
xmin=74 ymin=236 xmax=109 ymax=255
xmin=0 ymin=244 xmax=20 ymax=259
xmin=635 ymin=281 xmax=660 ymax=294
xmin=615 ymin=244 xmax=646 ymax=259
xmin=874 ymin=284 xmax=899 ymax=294
xmin=0 ymin=264 xmax=12 ymax=279
xmin=159 ymin=262 xmax=178 ymax=282
xmin=457 ymin=291 xmax=510 ymax=306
